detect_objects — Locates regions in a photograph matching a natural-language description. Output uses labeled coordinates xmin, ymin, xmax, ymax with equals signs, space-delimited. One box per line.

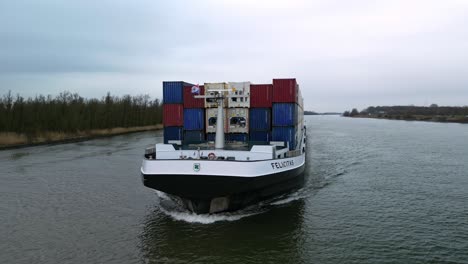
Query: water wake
xmin=269 ymin=191 xmax=308 ymax=206
xmin=154 ymin=191 xmax=264 ymax=224
xmin=158 ymin=207 xmax=261 ymax=224
xmin=153 ymin=190 xmax=312 ymax=224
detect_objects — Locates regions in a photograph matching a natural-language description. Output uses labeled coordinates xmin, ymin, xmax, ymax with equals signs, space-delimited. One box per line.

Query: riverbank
xmin=348 ymin=115 xmax=468 ymax=123
xmin=0 ymin=124 xmax=162 ymax=150
xmin=343 ymin=105 xmax=468 ymax=124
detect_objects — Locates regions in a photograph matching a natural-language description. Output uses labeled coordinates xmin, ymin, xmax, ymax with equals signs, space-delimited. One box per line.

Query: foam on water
xmin=154 ymin=189 xmax=308 ymax=224
xmin=154 ymin=190 xmax=264 ymax=223
xmin=154 ymin=190 xmax=171 ymax=201
xmin=159 ymin=206 xmax=261 ymax=224
xmin=269 ymin=191 xmax=307 ymax=206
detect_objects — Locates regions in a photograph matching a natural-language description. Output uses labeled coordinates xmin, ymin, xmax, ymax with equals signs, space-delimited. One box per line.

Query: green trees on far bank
xmin=343 ymin=108 xmax=358 ymax=117
xmin=342 ymin=105 xmax=468 ymax=123
xmin=0 ymin=91 xmax=162 ymax=135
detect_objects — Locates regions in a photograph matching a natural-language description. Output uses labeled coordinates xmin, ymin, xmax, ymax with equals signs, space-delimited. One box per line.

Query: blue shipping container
xmin=184 ymin=108 xmax=205 ymax=130
xmin=207 ymin=133 xmax=229 ymax=142
xmin=249 ymin=131 xmax=271 ymax=142
xmin=164 ymin=127 xmax=183 ymax=144
xmin=184 ymin=130 xmax=205 ymax=143
xmin=163 ymin=81 xmax=192 ymax=104
xmin=206 ymin=133 xmax=216 ymax=142
xmin=207 ymin=133 xmax=248 ymax=142
xmin=249 ymin=108 xmax=271 ymax=131
xmin=226 ymin=133 xmax=248 ymax=142
xmin=272 ymin=103 xmax=298 ymax=126
xmin=272 ymin=126 xmax=296 ymax=150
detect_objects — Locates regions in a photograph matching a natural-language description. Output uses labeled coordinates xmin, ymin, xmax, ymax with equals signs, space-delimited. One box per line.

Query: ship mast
xmin=214 ymin=96 xmax=225 ymax=149
xmin=194 ymin=88 xmax=230 ymax=149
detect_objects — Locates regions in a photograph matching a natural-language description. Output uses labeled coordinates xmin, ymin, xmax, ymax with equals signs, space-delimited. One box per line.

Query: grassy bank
xmin=349 ymin=115 xmax=468 ymax=124
xmin=343 ymin=105 xmax=468 ymax=124
xmin=0 ymin=124 xmax=162 ymax=150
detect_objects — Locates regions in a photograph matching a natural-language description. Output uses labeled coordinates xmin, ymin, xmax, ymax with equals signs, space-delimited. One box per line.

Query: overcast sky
xmin=1 ymin=0 xmax=467 ymax=112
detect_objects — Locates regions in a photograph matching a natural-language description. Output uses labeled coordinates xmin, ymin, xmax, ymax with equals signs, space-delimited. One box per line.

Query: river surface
xmin=1 ymin=116 xmax=468 ymax=263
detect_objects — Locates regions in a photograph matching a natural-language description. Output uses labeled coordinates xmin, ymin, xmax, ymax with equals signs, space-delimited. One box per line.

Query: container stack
xmin=163 ymin=81 xmax=188 ymax=144
xmin=226 ymin=82 xmax=250 ymax=142
xmin=204 ymin=83 xmax=228 ymax=109
xmin=205 ymin=108 xmax=227 ymax=133
xmin=162 ymin=79 xmax=303 ymax=148
xmin=227 ymin=82 xmax=250 ymax=108
xmin=204 ymin=82 xmax=250 ymax=143
xmin=271 ymin=78 xmax=304 ymax=150
xmin=249 ymin=84 xmax=273 ymax=143
xmin=183 ymin=85 xmax=205 ymax=143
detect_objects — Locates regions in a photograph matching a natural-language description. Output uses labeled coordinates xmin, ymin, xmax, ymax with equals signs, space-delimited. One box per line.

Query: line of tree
xmin=342 ymin=108 xmax=359 ymax=117
xmin=304 ymin=111 xmax=318 ymax=115
xmin=0 ymin=91 xmax=162 ymax=135
xmin=305 ymin=111 xmax=341 ymax=115
xmin=344 ymin=105 xmax=468 ymax=117
xmin=343 ymin=105 xmax=468 ymax=122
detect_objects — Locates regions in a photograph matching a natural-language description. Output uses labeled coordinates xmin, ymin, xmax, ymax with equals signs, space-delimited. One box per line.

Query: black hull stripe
xmin=142 ymin=164 xmax=305 ymax=200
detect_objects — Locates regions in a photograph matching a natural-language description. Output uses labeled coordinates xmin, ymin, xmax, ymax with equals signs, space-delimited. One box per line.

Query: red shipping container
xmin=183 ymin=85 xmax=205 ymax=108
xmin=163 ymin=104 xmax=184 ymax=126
xmin=272 ymin=78 xmax=298 ymax=103
xmin=250 ymin=84 xmax=273 ymax=108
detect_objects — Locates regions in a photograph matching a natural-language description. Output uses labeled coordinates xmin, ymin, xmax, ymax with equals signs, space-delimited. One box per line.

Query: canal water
xmin=1 ymin=116 xmax=467 ymax=263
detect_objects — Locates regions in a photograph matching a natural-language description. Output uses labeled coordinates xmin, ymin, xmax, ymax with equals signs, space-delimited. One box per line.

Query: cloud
xmin=1 ymin=0 xmax=468 ymax=111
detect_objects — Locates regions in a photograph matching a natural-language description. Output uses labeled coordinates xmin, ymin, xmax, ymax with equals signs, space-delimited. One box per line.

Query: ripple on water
xmin=3 ymin=116 xmax=468 ymax=264
xmin=10 ymin=152 xmax=30 ymax=160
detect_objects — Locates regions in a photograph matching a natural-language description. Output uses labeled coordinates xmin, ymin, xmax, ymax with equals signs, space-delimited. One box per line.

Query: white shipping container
xmin=298 ymin=106 xmax=304 ymax=128
xmin=296 ymin=86 xmax=304 ymax=129
xmin=205 ymin=82 xmax=228 ymax=90
xmin=227 ymin=108 xmax=249 ymax=133
xmin=204 ymin=83 xmax=229 ymax=108
xmin=205 ymin=108 xmax=228 ymax=133
xmin=227 ymin=82 xmax=250 ymax=108
xmin=297 ymin=86 xmax=304 ymax=110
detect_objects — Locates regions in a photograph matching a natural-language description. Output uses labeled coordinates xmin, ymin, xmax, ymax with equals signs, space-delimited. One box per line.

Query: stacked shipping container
xmin=271 ymin=79 xmax=304 ymax=150
xmin=162 ymin=82 xmax=206 ymax=144
xmin=183 ymin=85 xmax=205 ymax=143
xmin=227 ymin=82 xmax=250 ymax=108
xmin=248 ymin=84 xmax=273 ymax=143
xmin=183 ymin=108 xmax=205 ymax=143
xmin=204 ymin=83 xmax=228 ymax=108
xmin=183 ymin=85 xmax=205 ymax=108
xmin=162 ymin=79 xmax=303 ymax=149
xmin=203 ymin=82 xmax=250 ymax=142
xmin=226 ymin=82 xmax=250 ymax=142
xmin=163 ymin=82 xmax=189 ymax=144
xmin=250 ymin=84 xmax=273 ymax=108
xmin=163 ymin=81 xmax=186 ymax=104
xmin=206 ymin=108 xmax=227 ymax=134
xmin=163 ymin=104 xmax=184 ymax=126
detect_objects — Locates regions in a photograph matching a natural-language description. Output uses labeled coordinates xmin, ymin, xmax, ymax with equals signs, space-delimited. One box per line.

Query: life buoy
xmin=208 ymin=153 xmax=216 ymax=160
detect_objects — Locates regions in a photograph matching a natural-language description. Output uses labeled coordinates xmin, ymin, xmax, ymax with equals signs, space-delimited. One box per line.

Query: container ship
xmin=141 ymin=78 xmax=306 ymax=214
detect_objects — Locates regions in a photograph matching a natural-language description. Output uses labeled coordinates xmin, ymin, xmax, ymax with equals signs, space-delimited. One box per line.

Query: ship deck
xmin=178 ymin=141 xmax=283 ymax=151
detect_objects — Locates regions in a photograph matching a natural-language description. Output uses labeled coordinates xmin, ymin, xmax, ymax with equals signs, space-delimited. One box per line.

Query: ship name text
xmin=271 ymin=160 xmax=294 ymax=169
